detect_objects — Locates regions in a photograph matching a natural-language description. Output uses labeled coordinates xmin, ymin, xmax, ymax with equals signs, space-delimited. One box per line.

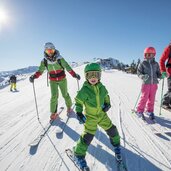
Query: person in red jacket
xmin=159 ymin=42 xmax=171 ymax=109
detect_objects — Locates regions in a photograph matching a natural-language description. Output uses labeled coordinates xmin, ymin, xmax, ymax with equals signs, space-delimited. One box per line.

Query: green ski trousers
xmin=74 ymin=112 xmax=120 ymax=156
xmin=50 ymin=78 xmax=72 ymax=113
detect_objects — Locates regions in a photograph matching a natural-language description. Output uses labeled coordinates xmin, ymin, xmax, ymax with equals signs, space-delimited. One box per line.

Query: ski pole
xmin=77 ymin=79 xmax=80 ymax=91
xmin=32 ymin=82 xmax=40 ymax=120
xmin=159 ymin=78 xmax=165 ymax=115
xmin=47 ymin=72 xmax=49 ymax=87
xmin=132 ymin=89 xmax=141 ymax=113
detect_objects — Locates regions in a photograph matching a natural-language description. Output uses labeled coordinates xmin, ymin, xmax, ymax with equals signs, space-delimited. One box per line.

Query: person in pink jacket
xmin=136 ymin=47 xmax=161 ymax=120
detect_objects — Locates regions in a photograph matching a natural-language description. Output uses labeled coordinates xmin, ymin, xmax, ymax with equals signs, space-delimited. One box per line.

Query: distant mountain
xmin=0 ymin=66 xmax=38 ymax=89
xmin=0 ymin=66 xmax=38 ymax=78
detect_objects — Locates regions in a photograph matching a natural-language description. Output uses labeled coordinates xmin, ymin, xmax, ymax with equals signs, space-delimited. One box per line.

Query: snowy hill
xmin=0 ymin=66 xmax=38 ymax=77
xmin=0 ymin=66 xmax=38 ymax=89
xmin=0 ymin=65 xmax=171 ymax=171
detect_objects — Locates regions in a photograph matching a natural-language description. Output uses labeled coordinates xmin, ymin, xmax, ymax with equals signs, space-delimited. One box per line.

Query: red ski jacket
xmin=159 ymin=45 xmax=171 ymax=76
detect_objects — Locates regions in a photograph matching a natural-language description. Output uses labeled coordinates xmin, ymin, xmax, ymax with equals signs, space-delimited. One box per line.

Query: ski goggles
xmin=144 ymin=53 xmax=155 ymax=58
xmin=85 ymin=71 xmax=101 ymax=80
xmin=45 ymin=49 xmax=55 ymax=55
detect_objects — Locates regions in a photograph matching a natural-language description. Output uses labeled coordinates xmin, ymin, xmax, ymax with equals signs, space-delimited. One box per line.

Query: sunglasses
xmin=85 ymin=71 xmax=101 ymax=80
xmin=45 ymin=49 xmax=55 ymax=54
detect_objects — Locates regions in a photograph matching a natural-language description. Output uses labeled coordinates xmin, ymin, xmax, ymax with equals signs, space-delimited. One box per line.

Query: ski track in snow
xmin=111 ymin=85 xmax=171 ymax=170
xmin=0 ymin=67 xmax=171 ymax=171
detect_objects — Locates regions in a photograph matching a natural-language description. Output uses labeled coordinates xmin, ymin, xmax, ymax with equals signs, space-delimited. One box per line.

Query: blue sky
xmin=0 ymin=0 xmax=171 ymax=71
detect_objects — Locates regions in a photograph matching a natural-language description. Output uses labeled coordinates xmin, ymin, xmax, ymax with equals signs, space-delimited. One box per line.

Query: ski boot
xmin=50 ymin=113 xmax=58 ymax=121
xmin=137 ymin=112 xmax=145 ymax=120
xmin=67 ymin=107 xmax=73 ymax=116
xmin=114 ymin=146 xmax=122 ymax=162
xmin=74 ymin=155 xmax=89 ymax=171
xmin=147 ymin=112 xmax=155 ymax=120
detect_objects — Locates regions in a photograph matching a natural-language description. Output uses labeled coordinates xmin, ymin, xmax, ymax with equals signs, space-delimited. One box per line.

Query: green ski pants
xmin=74 ymin=112 xmax=120 ymax=156
xmin=50 ymin=78 xmax=72 ymax=113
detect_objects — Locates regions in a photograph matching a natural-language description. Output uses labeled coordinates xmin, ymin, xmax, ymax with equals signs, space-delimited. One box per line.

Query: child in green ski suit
xmin=73 ymin=63 xmax=121 ymax=168
xmin=29 ymin=42 xmax=80 ymax=120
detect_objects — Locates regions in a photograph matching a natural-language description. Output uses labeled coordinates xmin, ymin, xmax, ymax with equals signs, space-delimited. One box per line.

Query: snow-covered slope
xmin=0 ymin=66 xmax=38 ymax=89
xmin=0 ymin=65 xmax=171 ymax=171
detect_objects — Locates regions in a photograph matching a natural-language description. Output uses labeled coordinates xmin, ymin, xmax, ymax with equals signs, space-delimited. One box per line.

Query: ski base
xmin=65 ymin=149 xmax=90 ymax=171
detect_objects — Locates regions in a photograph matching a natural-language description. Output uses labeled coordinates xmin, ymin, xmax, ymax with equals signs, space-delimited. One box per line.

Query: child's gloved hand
xmin=161 ymin=72 xmax=167 ymax=79
xmin=76 ymin=112 xmax=86 ymax=124
xmin=142 ymin=74 xmax=149 ymax=81
xmin=102 ymin=103 xmax=111 ymax=112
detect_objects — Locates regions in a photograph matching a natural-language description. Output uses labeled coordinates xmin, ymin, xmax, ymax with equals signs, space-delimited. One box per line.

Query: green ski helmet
xmin=84 ymin=63 xmax=101 ymax=73
xmin=84 ymin=63 xmax=101 ymax=80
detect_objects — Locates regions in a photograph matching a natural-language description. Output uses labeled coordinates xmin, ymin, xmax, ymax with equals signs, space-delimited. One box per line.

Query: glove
xmin=76 ymin=112 xmax=86 ymax=124
xmin=29 ymin=75 xmax=36 ymax=83
xmin=102 ymin=103 xmax=111 ymax=112
xmin=142 ymin=74 xmax=149 ymax=81
xmin=161 ymin=72 xmax=167 ymax=79
xmin=74 ymin=73 xmax=81 ymax=80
